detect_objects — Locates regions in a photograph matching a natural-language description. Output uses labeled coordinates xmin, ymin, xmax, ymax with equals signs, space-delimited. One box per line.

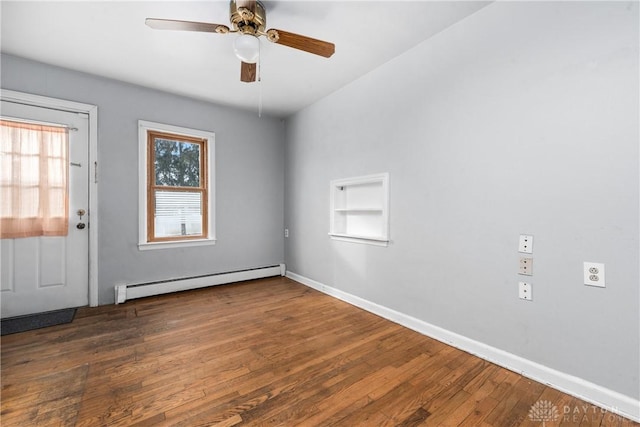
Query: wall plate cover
xmin=518 ymin=257 xmax=533 ymax=276
xmin=518 ymin=235 xmax=533 ymax=254
xmin=519 ymin=282 xmax=532 ymax=300
xmin=584 ymin=262 xmax=605 ymax=287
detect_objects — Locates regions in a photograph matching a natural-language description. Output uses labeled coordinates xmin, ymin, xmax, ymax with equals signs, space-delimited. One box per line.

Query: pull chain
xmin=258 ymin=40 xmax=262 ymax=118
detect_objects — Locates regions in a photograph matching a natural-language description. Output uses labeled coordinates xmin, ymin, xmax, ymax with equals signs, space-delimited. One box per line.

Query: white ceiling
xmin=1 ymin=1 xmax=490 ymax=118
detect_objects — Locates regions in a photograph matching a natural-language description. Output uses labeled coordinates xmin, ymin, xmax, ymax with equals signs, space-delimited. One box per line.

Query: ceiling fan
xmin=145 ymin=0 xmax=335 ymax=83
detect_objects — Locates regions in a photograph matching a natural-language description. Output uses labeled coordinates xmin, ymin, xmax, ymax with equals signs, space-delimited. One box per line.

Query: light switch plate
xmin=518 ymin=235 xmax=533 ymax=254
xmin=518 ymin=257 xmax=533 ymax=276
xmin=584 ymin=262 xmax=605 ymax=287
xmin=519 ymin=282 xmax=532 ymax=300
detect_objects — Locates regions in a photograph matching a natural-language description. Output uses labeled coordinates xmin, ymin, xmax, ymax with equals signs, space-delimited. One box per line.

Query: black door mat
xmin=1 ymin=308 xmax=77 ymax=336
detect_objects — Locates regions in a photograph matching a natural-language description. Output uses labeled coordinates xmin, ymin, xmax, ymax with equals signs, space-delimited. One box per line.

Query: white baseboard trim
xmin=286 ymin=271 xmax=640 ymax=423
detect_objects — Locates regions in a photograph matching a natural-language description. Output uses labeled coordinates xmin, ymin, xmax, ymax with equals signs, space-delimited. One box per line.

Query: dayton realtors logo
xmin=528 ymin=400 xmax=626 ymax=425
xmin=528 ymin=400 xmax=560 ymax=426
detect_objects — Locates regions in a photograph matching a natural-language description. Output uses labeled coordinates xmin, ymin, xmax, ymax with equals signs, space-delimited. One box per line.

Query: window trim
xmin=147 ymin=130 xmax=208 ymax=243
xmin=138 ymin=120 xmax=215 ymax=250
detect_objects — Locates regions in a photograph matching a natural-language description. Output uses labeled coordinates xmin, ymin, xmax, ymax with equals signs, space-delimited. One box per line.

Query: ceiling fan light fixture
xmin=146 ymin=0 xmax=335 ymax=84
xmin=233 ymin=34 xmax=260 ymax=63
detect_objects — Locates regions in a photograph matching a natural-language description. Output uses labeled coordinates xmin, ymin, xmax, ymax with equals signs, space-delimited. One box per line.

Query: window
xmin=1 ymin=119 xmax=69 ymax=238
xmin=139 ymin=121 xmax=215 ymax=250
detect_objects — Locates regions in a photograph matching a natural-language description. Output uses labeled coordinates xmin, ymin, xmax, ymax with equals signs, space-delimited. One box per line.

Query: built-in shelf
xmin=329 ymin=173 xmax=389 ymax=246
xmin=333 ymin=208 xmax=383 ymax=213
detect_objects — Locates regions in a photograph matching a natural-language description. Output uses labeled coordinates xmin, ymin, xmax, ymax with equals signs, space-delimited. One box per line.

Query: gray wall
xmin=1 ymin=53 xmax=285 ymax=305
xmin=284 ymin=2 xmax=639 ymax=399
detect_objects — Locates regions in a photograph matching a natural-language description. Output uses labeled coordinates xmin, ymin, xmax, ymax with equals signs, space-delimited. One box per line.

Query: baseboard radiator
xmin=115 ymin=264 xmax=285 ymax=304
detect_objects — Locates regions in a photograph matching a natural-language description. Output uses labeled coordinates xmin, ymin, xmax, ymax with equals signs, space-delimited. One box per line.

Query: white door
xmin=1 ymin=100 xmax=89 ymax=318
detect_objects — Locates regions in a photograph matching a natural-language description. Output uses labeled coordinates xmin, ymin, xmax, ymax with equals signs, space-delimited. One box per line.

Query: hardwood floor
xmin=1 ymin=277 xmax=637 ymax=426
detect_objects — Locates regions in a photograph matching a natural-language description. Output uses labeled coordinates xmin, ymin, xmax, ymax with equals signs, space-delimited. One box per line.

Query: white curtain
xmin=0 ymin=119 xmax=69 ymax=239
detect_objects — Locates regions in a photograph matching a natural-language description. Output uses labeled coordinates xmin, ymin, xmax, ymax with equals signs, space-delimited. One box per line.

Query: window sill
xmin=138 ymin=238 xmax=217 ymax=251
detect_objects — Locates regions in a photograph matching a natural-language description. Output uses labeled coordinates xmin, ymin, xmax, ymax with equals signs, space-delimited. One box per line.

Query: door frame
xmin=1 ymin=89 xmax=99 ymax=307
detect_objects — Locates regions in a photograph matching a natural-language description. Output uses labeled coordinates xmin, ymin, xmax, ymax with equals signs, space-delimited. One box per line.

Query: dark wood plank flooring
xmin=1 ymin=277 xmax=637 ymax=426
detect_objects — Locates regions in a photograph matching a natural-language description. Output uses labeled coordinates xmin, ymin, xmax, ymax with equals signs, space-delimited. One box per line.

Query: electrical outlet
xmin=518 ymin=235 xmax=533 ymax=254
xmin=584 ymin=262 xmax=605 ymax=287
xmin=518 ymin=257 xmax=533 ymax=276
xmin=284 ymin=228 xmax=289 ymax=238
xmin=519 ymin=282 xmax=532 ymax=301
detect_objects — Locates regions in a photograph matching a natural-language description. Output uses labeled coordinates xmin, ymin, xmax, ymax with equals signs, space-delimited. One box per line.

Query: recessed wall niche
xmin=329 ymin=173 xmax=389 ymax=246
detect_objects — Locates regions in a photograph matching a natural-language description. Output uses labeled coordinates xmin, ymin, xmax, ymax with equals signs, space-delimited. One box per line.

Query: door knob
xmin=76 ymin=223 xmax=86 ymax=230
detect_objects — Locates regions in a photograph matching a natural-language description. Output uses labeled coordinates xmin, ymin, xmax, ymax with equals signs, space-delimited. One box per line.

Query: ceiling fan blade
xmin=266 ymin=29 xmax=335 ymax=58
xmin=240 ymin=62 xmax=257 ymax=83
xmin=145 ymin=18 xmax=230 ymax=34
